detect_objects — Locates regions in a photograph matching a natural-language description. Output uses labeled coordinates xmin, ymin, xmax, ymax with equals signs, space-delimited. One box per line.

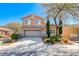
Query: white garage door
xmin=25 ymin=30 xmax=41 ymax=37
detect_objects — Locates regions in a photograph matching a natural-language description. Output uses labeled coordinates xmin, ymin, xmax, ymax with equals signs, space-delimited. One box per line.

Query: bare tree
xmin=40 ymin=3 xmax=79 ymax=35
xmin=6 ymin=22 xmax=21 ymax=33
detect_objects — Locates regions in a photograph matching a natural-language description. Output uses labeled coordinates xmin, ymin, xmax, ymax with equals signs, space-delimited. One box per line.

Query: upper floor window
xmin=25 ymin=20 xmax=31 ymax=25
xmin=35 ymin=20 xmax=41 ymax=25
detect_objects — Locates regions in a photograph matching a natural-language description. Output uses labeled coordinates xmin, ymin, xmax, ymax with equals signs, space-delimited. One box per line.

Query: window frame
xmin=25 ymin=20 xmax=31 ymax=25
xmin=35 ymin=20 xmax=41 ymax=25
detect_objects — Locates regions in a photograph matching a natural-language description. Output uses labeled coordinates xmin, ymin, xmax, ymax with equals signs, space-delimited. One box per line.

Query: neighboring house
xmin=0 ymin=27 xmax=13 ymax=38
xmin=21 ymin=14 xmax=56 ymax=37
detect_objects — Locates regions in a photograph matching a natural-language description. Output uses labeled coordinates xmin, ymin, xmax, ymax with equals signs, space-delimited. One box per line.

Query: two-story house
xmin=21 ymin=14 xmax=47 ymax=37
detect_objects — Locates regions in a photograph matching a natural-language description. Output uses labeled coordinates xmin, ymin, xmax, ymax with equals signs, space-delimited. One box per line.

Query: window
xmin=25 ymin=20 xmax=31 ymax=25
xmin=35 ymin=20 xmax=41 ymax=25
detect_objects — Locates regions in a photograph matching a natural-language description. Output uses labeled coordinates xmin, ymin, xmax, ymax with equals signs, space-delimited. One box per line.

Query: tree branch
xmin=54 ymin=4 xmax=65 ymax=26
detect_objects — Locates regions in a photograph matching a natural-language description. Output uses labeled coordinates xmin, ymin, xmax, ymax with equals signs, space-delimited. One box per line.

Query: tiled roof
xmin=0 ymin=27 xmax=13 ymax=32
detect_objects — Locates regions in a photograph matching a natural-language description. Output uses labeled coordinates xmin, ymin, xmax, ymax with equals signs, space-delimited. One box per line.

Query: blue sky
xmin=0 ymin=3 xmax=79 ymax=26
xmin=0 ymin=3 xmax=46 ymax=26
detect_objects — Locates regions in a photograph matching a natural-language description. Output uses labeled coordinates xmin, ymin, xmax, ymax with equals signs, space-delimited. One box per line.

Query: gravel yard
xmin=0 ymin=38 xmax=79 ymax=56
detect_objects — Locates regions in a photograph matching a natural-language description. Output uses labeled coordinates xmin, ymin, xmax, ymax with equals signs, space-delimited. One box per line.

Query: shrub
xmin=59 ymin=27 xmax=62 ymax=34
xmin=44 ymin=38 xmax=50 ymax=43
xmin=62 ymin=37 xmax=69 ymax=43
xmin=11 ymin=33 xmax=19 ymax=40
xmin=0 ymin=36 xmax=2 ymax=38
xmin=6 ymin=39 xmax=12 ymax=43
xmin=50 ymin=36 xmax=55 ymax=44
xmin=50 ymin=35 xmax=60 ymax=43
xmin=54 ymin=35 xmax=60 ymax=42
xmin=59 ymin=18 xmax=62 ymax=35
xmin=46 ymin=20 xmax=50 ymax=38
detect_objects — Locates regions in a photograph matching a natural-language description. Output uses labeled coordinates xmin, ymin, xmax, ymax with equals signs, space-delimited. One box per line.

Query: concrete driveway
xmin=17 ymin=37 xmax=42 ymax=43
xmin=1 ymin=37 xmax=79 ymax=56
xmin=0 ymin=37 xmax=48 ymax=56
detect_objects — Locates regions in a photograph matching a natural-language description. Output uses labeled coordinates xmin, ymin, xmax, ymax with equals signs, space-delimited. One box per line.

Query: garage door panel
xmin=25 ymin=30 xmax=41 ymax=37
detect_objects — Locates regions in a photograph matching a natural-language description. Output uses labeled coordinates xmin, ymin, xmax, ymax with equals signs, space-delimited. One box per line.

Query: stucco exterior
xmin=0 ymin=27 xmax=13 ymax=38
xmin=21 ymin=14 xmax=46 ymax=37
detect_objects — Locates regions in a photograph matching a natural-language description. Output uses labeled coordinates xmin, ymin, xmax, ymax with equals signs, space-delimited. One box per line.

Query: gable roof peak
xmin=21 ymin=13 xmax=44 ymax=20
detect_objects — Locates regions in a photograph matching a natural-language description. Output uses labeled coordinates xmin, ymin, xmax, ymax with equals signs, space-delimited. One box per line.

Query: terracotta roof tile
xmin=0 ymin=27 xmax=13 ymax=32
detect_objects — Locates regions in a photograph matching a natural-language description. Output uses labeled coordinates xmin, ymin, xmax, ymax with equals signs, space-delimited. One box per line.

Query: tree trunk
xmin=56 ymin=25 xmax=59 ymax=35
xmin=53 ymin=18 xmax=59 ymax=35
xmin=53 ymin=4 xmax=65 ymax=35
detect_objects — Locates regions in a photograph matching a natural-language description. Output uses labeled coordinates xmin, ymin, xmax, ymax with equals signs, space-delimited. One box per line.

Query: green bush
xmin=54 ymin=35 xmax=60 ymax=42
xmin=50 ymin=35 xmax=60 ymax=43
xmin=50 ymin=36 xmax=55 ymax=44
xmin=11 ymin=34 xmax=19 ymax=40
xmin=42 ymin=35 xmax=60 ymax=44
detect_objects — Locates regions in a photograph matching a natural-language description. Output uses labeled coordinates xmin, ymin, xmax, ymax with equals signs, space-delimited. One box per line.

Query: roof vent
xmin=32 ymin=14 xmax=34 ymax=19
